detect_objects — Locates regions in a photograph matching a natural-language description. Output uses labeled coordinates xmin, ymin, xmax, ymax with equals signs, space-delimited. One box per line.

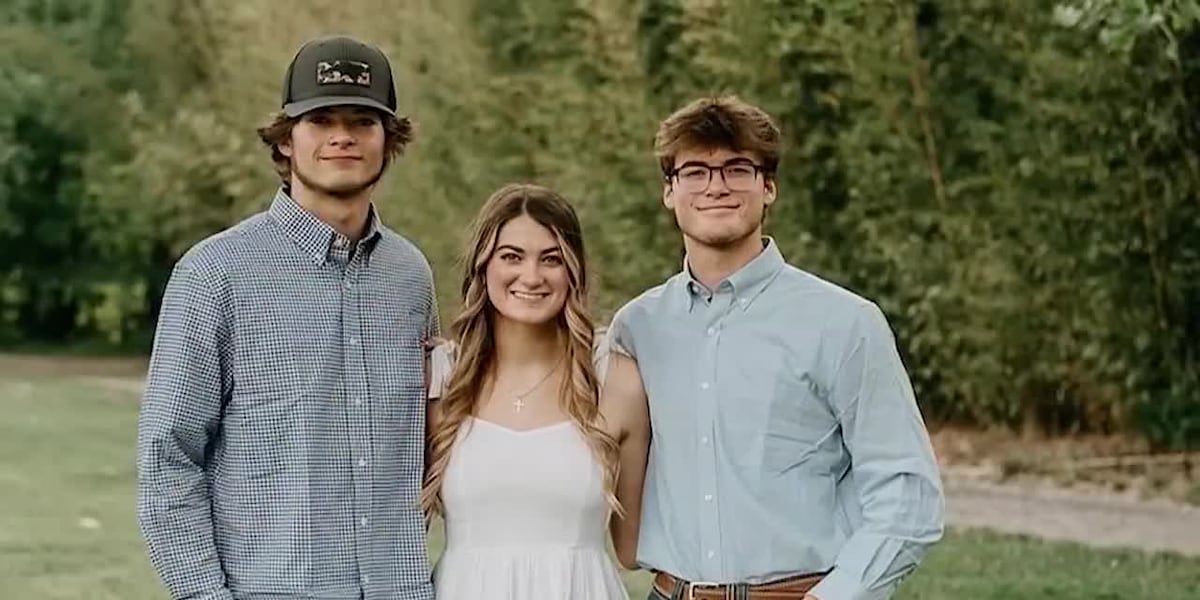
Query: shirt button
xmin=358 ymin=459 xmax=367 ymax=467
xmin=700 ymin=382 xmax=709 ymax=390
xmin=739 ymin=298 xmax=748 ymax=307
xmin=706 ymin=327 xmax=716 ymax=336
xmin=349 ymin=337 xmax=359 ymax=346
xmin=704 ymin=494 xmax=713 ymax=502
xmin=707 ymin=550 xmax=716 ymax=559
xmin=701 ymin=436 xmax=709 ymax=445
xmin=343 ymin=279 xmax=353 ymax=290
xmin=355 ymin=399 xmax=363 ymax=406
xmin=360 ymin=516 xmax=368 ymax=527
xmin=363 ymin=575 xmax=370 ymax=585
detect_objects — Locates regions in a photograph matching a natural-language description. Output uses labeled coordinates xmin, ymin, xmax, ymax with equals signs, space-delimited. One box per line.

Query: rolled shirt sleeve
xmin=809 ymin=302 xmax=945 ymax=600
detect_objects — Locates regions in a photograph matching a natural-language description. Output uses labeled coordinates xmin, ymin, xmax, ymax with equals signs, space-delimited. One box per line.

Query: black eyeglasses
xmin=667 ymin=161 xmax=766 ymax=193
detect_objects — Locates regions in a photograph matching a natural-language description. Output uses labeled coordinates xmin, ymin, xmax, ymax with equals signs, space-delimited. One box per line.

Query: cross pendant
xmin=512 ymin=397 xmax=526 ymax=412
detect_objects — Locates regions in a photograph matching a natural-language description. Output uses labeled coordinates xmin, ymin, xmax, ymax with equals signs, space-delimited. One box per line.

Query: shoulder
xmin=176 ymin=208 xmax=273 ymax=270
xmin=596 ymin=339 xmax=647 ymax=438
xmin=374 ymin=228 xmax=438 ymax=299
xmin=427 ymin=340 xmax=458 ymax=400
xmin=430 ymin=340 xmax=457 ymax=363
xmin=773 ymin=263 xmax=895 ymax=345
xmin=378 ymin=227 xmax=433 ymax=269
xmin=611 ymin=274 xmax=681 ymax=326
xmin=174 ymin=212 xmax=273 ymax=277
xmin=592 ymin=325 xmax=624 ymax=384
xmin=777 ymin=263 xmax=868 ymax=302
xmin=779 ymin=263 xmax=878 ymax=314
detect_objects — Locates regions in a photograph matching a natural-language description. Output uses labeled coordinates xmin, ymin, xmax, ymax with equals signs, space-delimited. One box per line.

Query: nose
xmin=705 ymin=170 xmax=731 ymax=197
xmin=328 ymin=122 xmax=356 ymax=147
xmin=517 ymin=259 xmax=544 ymax=286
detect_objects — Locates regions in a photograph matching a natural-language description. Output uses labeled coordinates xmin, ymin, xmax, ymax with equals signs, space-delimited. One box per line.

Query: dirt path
xmin=3 ymin=353 xmax=1198 ymax=557
xmin=0 ymin=353 xmax=147 ymax=378
xmin=944 ymin=473 xmax=1200 ymax=556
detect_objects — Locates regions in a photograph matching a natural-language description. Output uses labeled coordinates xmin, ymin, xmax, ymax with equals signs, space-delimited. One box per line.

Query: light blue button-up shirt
xmin=609 ymin=238 xmax=944 ymax=600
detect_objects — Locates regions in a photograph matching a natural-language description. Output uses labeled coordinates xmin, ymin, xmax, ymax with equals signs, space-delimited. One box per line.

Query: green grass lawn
xmin=2 ymin=376 xmax=1198 ymax=599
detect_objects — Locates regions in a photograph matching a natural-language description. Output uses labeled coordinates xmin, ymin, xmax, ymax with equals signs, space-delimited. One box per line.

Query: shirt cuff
xmin=193 ymin=589 xmax=235 ymax=600
xmin=808 ymin=567 xmax=890 ymax=600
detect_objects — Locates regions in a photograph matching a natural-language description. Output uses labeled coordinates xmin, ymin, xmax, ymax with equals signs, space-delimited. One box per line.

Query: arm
xmin=423 ymin=277 xmax=444 ymax=466
xmin=424 ymin=342 xmax=454 ymax=464
xmin=425 ymin=288 xmax=441 ymax=340
xmin=808 ymin=303 xmax=945 ymax=600
xmin=600 ymin=351 xmax=650 ymax=570
xmin=135 ymin=264 xmax=235 ymax=600
xmin=424 ymin=340 xmax=454 ymax=534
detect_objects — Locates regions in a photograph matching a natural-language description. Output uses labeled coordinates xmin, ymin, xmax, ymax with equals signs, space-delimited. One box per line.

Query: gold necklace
xmin=504 ymin=356 xmax=564 ymax=412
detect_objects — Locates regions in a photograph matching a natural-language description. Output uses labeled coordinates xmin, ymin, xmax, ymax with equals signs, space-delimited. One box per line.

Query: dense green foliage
xmin=2 ymin=0 xmax=1197 ymax=446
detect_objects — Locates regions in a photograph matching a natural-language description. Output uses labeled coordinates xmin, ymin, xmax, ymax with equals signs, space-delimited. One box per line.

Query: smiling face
xmin=484 ymin=214 xmax=571 ymax=327
xmin=278 ymin=106 xmax=386 ymax=199
xmin=663 ymin=146 xmax=777 ymax=249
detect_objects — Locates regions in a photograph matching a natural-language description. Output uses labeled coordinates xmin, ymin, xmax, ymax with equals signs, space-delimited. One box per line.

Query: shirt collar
xmin=679 ymin=237 xmax=785 ymax=312
xmin=269 ymin=187 xmax=383 ymax=265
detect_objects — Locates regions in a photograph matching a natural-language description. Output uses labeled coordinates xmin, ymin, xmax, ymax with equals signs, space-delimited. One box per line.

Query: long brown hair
xmin=421 ymin=183 xmax=622 ymax=518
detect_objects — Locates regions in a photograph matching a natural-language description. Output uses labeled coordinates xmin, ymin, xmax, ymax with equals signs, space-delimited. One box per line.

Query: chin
xmin=325 ymin=178 xmax=373 ymax=192
xmin=296 ymin=164 xmax=382 ymax=198
xmin=691 ymin=229 xmax=752 ymax=248
xmin=494 ymin=305 xmax=560 ymax=327
xmin=318 ymin=185 xmax=373 ymax=201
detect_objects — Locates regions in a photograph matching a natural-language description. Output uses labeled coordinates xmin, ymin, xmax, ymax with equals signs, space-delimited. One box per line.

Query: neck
xmin=683 ymin=232 xmax=766 ymax=291
xmin=288 ymin=180 xmax=373 ymax=241
xmin=491 ymin=316 xmax=562 ymax=371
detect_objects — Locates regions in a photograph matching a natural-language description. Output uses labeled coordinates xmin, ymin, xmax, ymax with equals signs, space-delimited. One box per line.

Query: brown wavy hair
xmin=256 ymin=109 xmax=413 ymax=183
xmin=654 ymin=95 xmax=781 ymax=180
xmin=420 ymin=183 xmax=622 ymax=518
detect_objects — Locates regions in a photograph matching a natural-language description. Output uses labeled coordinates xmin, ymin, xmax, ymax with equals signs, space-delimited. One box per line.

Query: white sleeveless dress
xmin=428 ymin=343 xmax=629 ymax=600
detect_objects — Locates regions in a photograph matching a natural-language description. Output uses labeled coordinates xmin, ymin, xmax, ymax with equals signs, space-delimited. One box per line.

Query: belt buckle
xmin=686 ymin=580 xmax=723 ymax=600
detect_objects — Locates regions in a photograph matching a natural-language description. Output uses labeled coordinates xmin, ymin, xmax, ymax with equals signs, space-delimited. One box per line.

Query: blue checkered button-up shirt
xmin=137 ymin=189 xmax=438 ymax=600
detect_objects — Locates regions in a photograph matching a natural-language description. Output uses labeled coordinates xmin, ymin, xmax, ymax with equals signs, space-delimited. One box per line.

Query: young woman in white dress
xmin=423 ymin=183 xmax=650 ymax=599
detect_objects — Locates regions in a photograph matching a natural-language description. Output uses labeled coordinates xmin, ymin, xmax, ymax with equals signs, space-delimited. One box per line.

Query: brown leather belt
xmin=652 ymin=570 xmax=825 ymax=600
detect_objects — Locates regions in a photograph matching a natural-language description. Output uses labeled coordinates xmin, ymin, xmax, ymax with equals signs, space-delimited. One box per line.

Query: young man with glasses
xmin=607 ymin=96 xmax=944 ymax=600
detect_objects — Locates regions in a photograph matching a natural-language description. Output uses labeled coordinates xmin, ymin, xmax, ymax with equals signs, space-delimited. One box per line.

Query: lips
xmin=510 ymin=290 xmax=550 ymax=301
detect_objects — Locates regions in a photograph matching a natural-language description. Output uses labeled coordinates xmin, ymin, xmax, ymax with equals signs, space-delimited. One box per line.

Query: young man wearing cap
xmin=607 ymin=96 xmax=944 ymax=599
xmin=137 ymin=36 xmax=438 ymax=600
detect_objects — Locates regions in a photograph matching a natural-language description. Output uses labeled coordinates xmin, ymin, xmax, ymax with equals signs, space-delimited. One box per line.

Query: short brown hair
xmin=255 ymin=110 xmax=414 ymax=182
xmin=654 ymin=95 xmax=781 ymax=180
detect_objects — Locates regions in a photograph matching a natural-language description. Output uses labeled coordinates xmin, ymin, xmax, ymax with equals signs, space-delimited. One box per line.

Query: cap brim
xmin=283 ymin=95 xmax=395 ymax=117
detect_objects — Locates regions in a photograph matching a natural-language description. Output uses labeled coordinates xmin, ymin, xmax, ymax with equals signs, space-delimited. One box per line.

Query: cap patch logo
xmin=316 ymin=60 xmax=371 ymax=86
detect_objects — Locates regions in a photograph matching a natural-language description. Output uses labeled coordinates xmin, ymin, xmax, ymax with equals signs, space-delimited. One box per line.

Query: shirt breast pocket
xmin=724 ymin=345 xmax=838 ymax=475
xmin=762 ymin=371 xmax=838 ymax=474
xmin=375 ymin=309 xmax=427 ymax=398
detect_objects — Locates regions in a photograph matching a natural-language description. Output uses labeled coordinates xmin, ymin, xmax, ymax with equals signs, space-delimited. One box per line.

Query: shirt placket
xmin=335 ymin=238 xmax=375 ymax=590
xmin=694 ymin=283 xmax=731 ymax=577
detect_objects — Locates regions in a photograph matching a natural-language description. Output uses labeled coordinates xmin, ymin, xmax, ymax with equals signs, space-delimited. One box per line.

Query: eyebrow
xmin=677 ymin=158 xmax=756 ymax=168
xmin=495 ymin=244 xmax=562 ymax=255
